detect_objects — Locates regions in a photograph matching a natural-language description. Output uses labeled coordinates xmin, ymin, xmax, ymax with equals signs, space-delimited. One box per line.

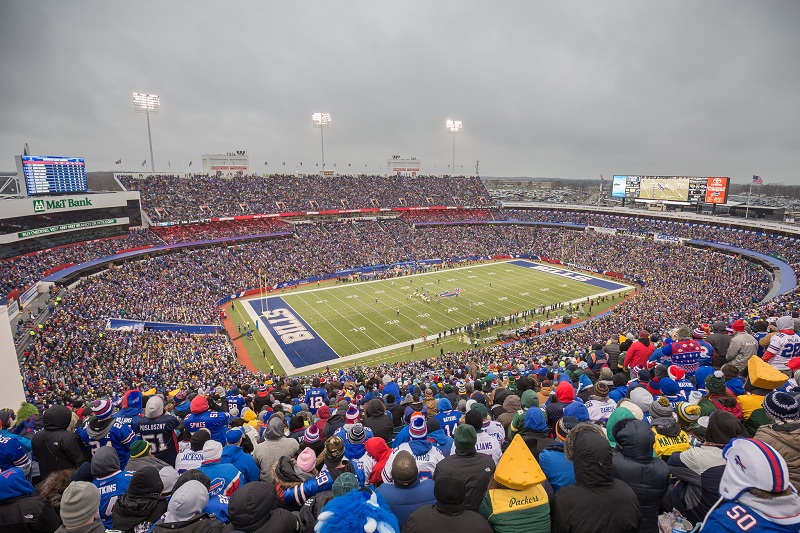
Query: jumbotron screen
xmin=612 ymin=175 xmax=729 ymax=204
xmin=20 ymin=155 xmax=87 ymax=196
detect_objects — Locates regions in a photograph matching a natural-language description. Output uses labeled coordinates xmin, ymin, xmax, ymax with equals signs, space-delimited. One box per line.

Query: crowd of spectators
xmin=4 ymin=199 xmax=800 ymax=532
xmin=152 ymin=219 xmax=291 ymax=245
xmin=0 ymin=229 xmax=163 ymax=296
xmin=119 ymin=174 xmax=490 ymax=223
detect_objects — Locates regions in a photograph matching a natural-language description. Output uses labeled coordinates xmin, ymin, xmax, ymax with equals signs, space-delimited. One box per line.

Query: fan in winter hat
xmin=296 ymin=447 xmax=317 ymax=473
xmin=345 ymin=404 xmax=360 ymax=424
xmin=346 ymin=423 xmax=367 ymax=444
xmin=593 ymin=381 xmax=610 ymax=397
xmin=719 ymin=438 xmax=796 ymax=501
xmin=226 ymin=428 xmax=244 ymax=444
xmin=705 ymin=370 xmax=728 ymax=396
xmin=202 ymin=440 xmax=223 ymax=462
xmin=129 ymin=439 xmax=151 ymax=459
xmin=303 ymin=424 xmax=320 ymax=445
xmin=331 ymin=472 xmax=359 ymax=497
xmin=409 ymin=413 xmax=427 ymax=440
xmin=667 ymin=365 xmax=686 ymax=381
xmin=563 ymin=401 xmax=589 ymax=422
xmin=91 ymin=399 xmax=113 ymax=420
xmin=762 ymin=390 xmax=800 ymax=421
xmin=629 ymin=388 xmax=654 ymax=412
xmin=554 ymin=416 xmax=579 ymax=441
xmin=658 ymin=377 xmax=679 ymax=396
xmin=650 ymin=397 xmax=674 ymax=419
xmin=691 ymin=328 xmax=706 ymax=339
xmin=676 ymin=402 xmax=701 ymax=426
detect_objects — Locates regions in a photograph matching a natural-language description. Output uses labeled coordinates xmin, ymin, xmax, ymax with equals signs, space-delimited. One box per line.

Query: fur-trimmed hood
xmin=564 ymin=422 xmax=606 ymax=461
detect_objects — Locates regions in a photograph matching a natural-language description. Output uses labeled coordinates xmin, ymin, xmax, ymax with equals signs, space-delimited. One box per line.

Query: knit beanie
xmin=325 ymin=436 xmax=345 ymax=462
xmin=600 ymin=367 xmax=613 ymax=380
xmin=202 ymin=440 xmax=223 ymax=462
xmin=409 ymin=414 xmax=427 ymax=439
xmin=316 ymin=405 xmax=331 ymax=421
xmin=331 ymin=472 xmax=359 ymax=497
xmin=296 ymin=447 xmax=317 ymax=473
xmin=650 ymin=397 xmax=674 ymax=419
xmin=554 ymin=416 xmax=579 ymax=441
xmin=464 ymin=409 xmax=483 ymax=433
xmin=303 ymin=425 xmax=320 ymax=444
xmin=190 ymin=429 xmax=211 ymax=451
xmin=630 ymin=388 xmax=654 ymax=412
xmin=91 ymin=399 xmax=113 ymax=420
xmin=347 ymin=423 xmax=367 ymax=444
xmin=593 ymin=381 xmax=609 ymax=397
xmin=658 ymin=377 xmax=679 ymax=396
xmin=676 ymin=402 xmax=701 ymax=426
xmin=129 ymin=439 xmax=151 ymax=459
xmin=60 ymin=482 xmax=100 ymax=527
xmin=453 ymin=423 xmax=477 ymax=453
xmin=345 ymin=404 xmax=360 ymax=424
xmin=705 ymin=370 xmax=728 ymax=396
xmin=763 ymin=390 xmax=800 ymax=421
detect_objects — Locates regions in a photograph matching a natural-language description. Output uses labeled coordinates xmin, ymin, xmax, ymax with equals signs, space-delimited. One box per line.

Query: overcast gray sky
xmin=1 ymin=1 xmax=798 ymax=184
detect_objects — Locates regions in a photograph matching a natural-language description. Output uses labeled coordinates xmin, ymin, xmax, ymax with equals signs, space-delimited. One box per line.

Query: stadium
xmin=2 ymin=3 xmax=800 ymax=531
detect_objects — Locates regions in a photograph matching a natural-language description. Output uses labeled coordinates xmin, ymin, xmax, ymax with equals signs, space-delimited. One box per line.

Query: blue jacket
xmin=375 ymin=478 xmax=436 ymax=528
xmin=333 ymin=426 xmax=374 ymax=460
xmin=426 ymin=429 xmax=454 ymax=458
xmin=283 ymin=461 xmax=365 ymax=507
xmin=197 ymin=460 xmax=241 ymax=497
xmin=0 ymin=466 xmax=33 ymax=501
xmin=221 ymin=445 xmax=260 ymax=484
xmin=113 ymin=407 xmax=142 ymax=427
xmin=204 ymin=494 xmax=230 ymax=523
xmin=0 ymin=430 xmax=32 ymax=454
xmin=538 ymin=444 xmax=575 ymax=492
xmin=701 ymin=500 xmax=800 ymax=533
xmin=609 ymin=385 xmax=629 ymax=403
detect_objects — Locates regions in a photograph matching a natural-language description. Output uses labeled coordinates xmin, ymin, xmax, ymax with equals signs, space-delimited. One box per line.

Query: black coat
xmin=434 ymin=450 xmax=495 ymax=513
xmin=521 ymin=431 xmax=557 ymax=461
xmin=611 ymin=419 xmax=670 ymax=533
xmin=223 ymin=481 xmax=298 ymax=533
xmin=153 ymin=514 xmax=226 ymax=533
xmin=363 ymin=411 xmax=394 ymax=445
xmin=403 ymin=504 xmax=492 ymax=533
xmin=552 ymin=425 xmax=642 ymax=533
xmin=30 ymin=405 xmax=88 ymax=480
xmin=0 ymin=494 xmax=61 ymax=533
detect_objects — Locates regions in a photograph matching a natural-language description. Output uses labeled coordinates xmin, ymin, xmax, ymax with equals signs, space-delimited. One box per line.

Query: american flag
xmin=115 ymin=159 xmax=121 ymax=165
xmin=752 ymin=175 xmax=763 ymax=185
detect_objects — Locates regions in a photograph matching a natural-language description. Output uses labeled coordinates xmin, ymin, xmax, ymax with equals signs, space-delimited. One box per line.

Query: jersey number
xmin=725 ymin=505 xmax=757 ymax=531
xmin=143 ymin=433 xmax=169 ymax=453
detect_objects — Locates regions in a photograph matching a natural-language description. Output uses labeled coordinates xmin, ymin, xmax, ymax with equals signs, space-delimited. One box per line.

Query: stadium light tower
xmin=133 ymin=92 xmax=160 ymax=173
xmin=312 ymin=112 xmax=331 ymax=173
xmin=446 ymin=119 xmax=462 ymax=175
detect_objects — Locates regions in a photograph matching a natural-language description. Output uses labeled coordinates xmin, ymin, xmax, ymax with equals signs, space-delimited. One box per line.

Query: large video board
xmin=611 ymin=175 xmax=729 ymax=204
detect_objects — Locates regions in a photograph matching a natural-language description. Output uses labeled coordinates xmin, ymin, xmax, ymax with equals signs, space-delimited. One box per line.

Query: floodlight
xmin=312 ymin=112 xmax=331 ymax=173
xmin=446 ymin=119 xmax=462 ymax=174
xmin=133 ymin=92 xmax=160 ymax=172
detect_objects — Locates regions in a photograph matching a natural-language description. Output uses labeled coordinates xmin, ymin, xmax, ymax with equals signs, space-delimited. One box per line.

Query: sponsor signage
xmin=33 ymin=197 xmax=94 ymax=213
xmin=704 ymin=177 xmax=729 ymax=204
xmin=18 ymin=218 xmax=117 ymax=238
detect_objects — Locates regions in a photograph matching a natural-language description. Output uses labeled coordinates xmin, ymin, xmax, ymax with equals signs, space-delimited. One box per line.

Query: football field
xmin=232 ymin=260 xmax=633 ymax=374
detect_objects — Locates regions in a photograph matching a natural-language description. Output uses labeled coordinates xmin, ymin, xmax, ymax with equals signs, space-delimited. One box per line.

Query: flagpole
xmin=746 ymin=180 xmax=752 ymax=219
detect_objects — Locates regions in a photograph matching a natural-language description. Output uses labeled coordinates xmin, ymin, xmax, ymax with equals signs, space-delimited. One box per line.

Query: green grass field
xmin=227 ymin=260 xmax=633 ymax=375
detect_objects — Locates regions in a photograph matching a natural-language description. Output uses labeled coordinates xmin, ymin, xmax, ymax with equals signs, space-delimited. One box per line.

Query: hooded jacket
xmin=521 ymin=407 xmax=556 ymax=460
xmin=708 ymin=321 xmax=732 ymax=368
xmin=606 ymin=407 xmax=636 ymax=448
xmin=112 ymin=466 xmax=169 ymax=533
xmin=92 ymin=446 xmax=134 ymax=529
xmin=545 ymin=382 xmax=575 ymax=430
xmin=726 ymin=331 xmax=758 ymax=372
xmin=223 ymin=481 xmax=298 ymax=533
xmin=404 ymin=484 xmax=493 ymax=533
xmin=650 ymin=417 xmax=690 ymax=460
xmin=0 ymin=466 xmax=61 ymax=533
xmin=434 ymin=440 xmax=495 ymax=513
xmin=31 ymin=405 xmax=89 ymax=479
xmin=362 ymin=399 xmax=393 ymax=444
xmin=252 ymin=417 xmax=299 ymax=483
xmin=221 ymin=444 xmax=261 ymax=484
xmin=365 ymin=437 xmax=392 ymax=486
xmin=551 ymin=423 xmax=642 ymax=533
xmin=611 ymin=419 xmax=670 ymax=533
xmin=153 ymin=480 xmax=225 ymax=533
xmin=496 ymin=394 xmax=522 ymax=432
xmin=479 ymin=434 xmax=550 ymax=533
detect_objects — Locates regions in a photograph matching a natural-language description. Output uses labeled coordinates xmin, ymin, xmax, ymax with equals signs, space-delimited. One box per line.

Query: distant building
xmin=387 ymin=156 xmax=420 ymax=176
xmin=202 ymin=151 xmax=249 ymax=176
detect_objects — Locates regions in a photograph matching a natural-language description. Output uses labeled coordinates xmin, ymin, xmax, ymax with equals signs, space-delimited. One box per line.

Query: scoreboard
xmin=612 ymin=175 xmax=729 ymax=205
xmin=17 ymin=155 xmax=88 ymax=196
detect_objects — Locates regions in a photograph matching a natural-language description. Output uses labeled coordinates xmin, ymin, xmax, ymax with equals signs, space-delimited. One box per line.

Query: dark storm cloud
xmin=0 ymin=1 xmax=798 ymax=184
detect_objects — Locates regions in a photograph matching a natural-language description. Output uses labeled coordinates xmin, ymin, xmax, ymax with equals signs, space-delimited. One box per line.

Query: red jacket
xmin=623 ymin=339 xmax=655 ymax=369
